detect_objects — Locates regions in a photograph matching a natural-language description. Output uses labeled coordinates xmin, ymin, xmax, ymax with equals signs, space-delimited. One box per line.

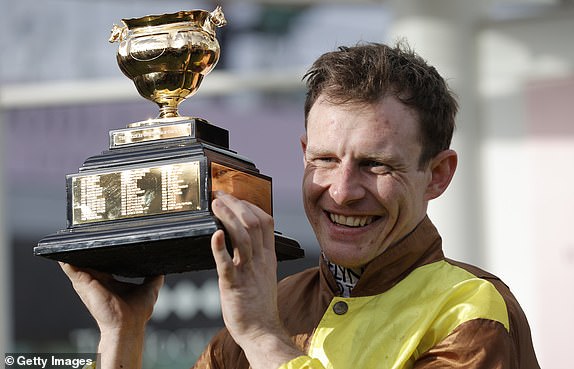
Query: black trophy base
xmin=35 ymin=213 xmax=304 ymax=277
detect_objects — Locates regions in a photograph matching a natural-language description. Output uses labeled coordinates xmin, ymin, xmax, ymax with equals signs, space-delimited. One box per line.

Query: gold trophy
xmin=35 ymin=7 xmax=303 ymax=277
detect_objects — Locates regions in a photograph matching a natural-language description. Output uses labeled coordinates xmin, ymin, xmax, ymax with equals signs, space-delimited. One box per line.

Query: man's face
xmin=302 ymin=95 xmax=434 ymax=268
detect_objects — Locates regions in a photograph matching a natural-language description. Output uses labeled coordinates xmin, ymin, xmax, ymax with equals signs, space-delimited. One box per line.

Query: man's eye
xmin=307 ymin=155 xmax=335 ymax=163
xmin=308 ymin=157 xmax=337 ymax=167
xmin=365 ymin=160 xmax=383 ymax=167
xmin=315 ymin=158 xmax=337 ymax=166
xmin=364 ymin=161 xmax=392 ymax=173
xmin=364 ymin=160 xmax=386 ymax=168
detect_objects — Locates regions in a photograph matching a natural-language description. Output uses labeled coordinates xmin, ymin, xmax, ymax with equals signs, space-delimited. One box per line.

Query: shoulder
xmin=387 ymin=260 xmax=512 ymax=339
xmin=440 ymin=259 xmax=540 ymax=368
xmin=443 ymin=259 xmax=527 ymax=330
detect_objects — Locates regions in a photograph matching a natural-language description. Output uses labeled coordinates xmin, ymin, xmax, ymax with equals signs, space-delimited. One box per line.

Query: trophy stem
xmin=158 ymin=105 xmax=180 ymax=119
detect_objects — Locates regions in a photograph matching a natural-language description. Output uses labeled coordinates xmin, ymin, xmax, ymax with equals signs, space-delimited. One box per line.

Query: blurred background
xmin=1 ymin=0 xmax=573 ymax=368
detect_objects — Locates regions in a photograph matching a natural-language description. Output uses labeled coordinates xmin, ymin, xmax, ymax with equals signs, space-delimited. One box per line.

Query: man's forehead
xmin=305 ymin=97 xmax=423 ymax=162
xmin=307 ymin=97 xmax=420 ymax=136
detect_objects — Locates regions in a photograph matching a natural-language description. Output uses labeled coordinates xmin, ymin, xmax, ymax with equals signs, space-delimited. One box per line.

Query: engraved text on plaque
xmin=71 ymin=161 xmax=202 ymax=225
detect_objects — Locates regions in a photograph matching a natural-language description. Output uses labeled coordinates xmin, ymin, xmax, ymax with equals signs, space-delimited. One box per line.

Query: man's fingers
xmin=59 ymin=261 xmax=87 ymax=281
xmin=211 ymin=229 xmax=235 ymax=281
xmin=242 ymin=201 xmax=276 ymax=253
xmin=140 ymin=275 xmax=165 ymax=304
xmin=212 ymin=194 xmax=259 ymax=264
xmin=59 ymin=262 xmax=112 ymax=288
xmin=59 ymin=261 xmax=76 ymax=278
xmin=211 ymin=229 xmax=231 ymax=264
xmin=142 ymin=275 xmax=165 ymax=294
xmin=142 ymin=274 xmax=165 ymax=288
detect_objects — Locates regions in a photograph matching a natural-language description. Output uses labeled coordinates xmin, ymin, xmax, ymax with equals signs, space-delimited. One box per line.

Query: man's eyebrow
xmin=304 ymin=146 xmax=332 ymax=156
xmin=305 ymin=147 xmax=400 ymax=163
xmin=362 ymin=152 xmax=403 ymax=163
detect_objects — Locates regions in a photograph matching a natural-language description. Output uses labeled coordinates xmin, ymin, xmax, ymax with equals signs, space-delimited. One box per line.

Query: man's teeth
xmin=329 ymin=213 xmax=374 ymax=227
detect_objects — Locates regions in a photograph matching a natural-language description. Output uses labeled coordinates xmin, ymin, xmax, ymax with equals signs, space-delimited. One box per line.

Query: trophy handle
xmin=209 ymin=6 xmax=227 ymax=28
xmin=109 ymin=24 xmax=127 ymax=43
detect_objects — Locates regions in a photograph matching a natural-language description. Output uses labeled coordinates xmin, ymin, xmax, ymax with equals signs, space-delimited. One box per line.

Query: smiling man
xmin=195 ymin=43 xmax=541 ymax=369
xmin=61 ymin=42 xmax=541 ymax=369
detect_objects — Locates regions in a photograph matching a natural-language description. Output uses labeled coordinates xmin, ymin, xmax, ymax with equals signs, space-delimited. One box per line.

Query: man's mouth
xmin=328 ymin=213 xmax=377 ymax=228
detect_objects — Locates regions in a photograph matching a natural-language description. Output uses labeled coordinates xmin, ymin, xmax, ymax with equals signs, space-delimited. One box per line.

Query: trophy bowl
xmin=110 ymin=7 xmax=227 ymax=122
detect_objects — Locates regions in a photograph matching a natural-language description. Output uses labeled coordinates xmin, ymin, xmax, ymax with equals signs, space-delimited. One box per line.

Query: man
xmin=61 ymin=42 xmax=540 ymax=369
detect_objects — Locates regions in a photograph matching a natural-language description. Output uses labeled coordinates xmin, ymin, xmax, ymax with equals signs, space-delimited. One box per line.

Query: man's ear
xmin=300 ymin=134 xmax=308 ymax=167
xmin=424 ymin=149 xmax=458 ymax=201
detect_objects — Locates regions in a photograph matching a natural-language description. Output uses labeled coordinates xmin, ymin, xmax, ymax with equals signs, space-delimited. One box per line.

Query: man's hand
xmin=211 ymin=192 xmax=303 ymax=369
xmin=60 ymin=263 xmax=163 ymax=367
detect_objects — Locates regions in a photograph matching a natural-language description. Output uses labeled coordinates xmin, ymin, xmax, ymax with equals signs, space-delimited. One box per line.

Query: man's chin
xmin=320 ymin=247 xmax=371 ymax=269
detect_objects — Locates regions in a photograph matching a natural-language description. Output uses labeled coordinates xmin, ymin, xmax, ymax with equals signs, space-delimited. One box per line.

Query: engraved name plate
xmin=70 ymin=161 xmax=202 ymax=225
xmin=110 ymin=121 xmax=194 ymax=148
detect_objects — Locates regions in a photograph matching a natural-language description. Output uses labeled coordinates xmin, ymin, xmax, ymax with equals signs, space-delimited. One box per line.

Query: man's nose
xmin=328 ymin=164 xmax=366 ymax=205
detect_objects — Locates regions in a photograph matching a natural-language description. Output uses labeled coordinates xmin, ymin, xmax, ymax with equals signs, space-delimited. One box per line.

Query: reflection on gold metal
xmin=71 ymin=161 xmax=202 ymax=225
xmin=109 ymin=7 xmax=226 ymax=122
xmin=211 ymin=162 xmax=272 ymax=215
xmin=110 ymin=121 xmax=194 ymax=147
